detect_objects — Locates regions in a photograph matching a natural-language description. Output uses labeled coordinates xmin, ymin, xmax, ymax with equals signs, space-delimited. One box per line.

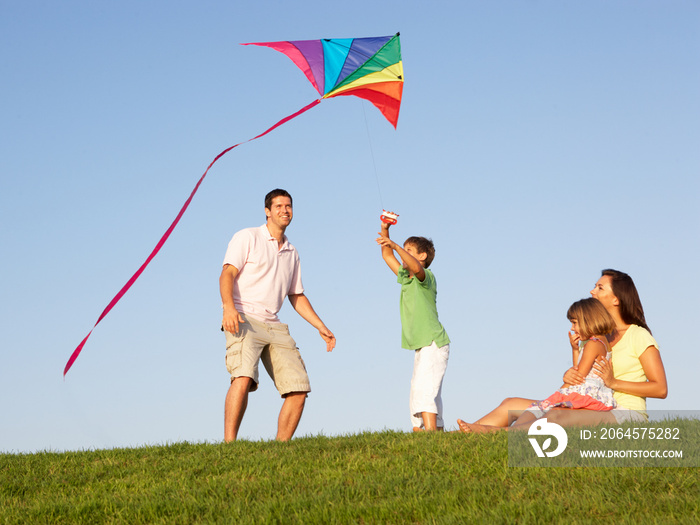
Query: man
xmin=220 ymin=189 xmax=335 ymax=441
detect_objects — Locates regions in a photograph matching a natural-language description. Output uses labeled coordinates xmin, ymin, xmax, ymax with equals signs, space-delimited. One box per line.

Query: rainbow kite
xmin=64 ymin=33 xmax=403 ymax=376
xmin=245 ymin=34 xmax=403 ymax=127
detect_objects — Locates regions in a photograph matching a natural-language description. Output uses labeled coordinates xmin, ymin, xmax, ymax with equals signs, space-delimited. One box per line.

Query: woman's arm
xmin=593 ymin=346 xmax=668 ymax=399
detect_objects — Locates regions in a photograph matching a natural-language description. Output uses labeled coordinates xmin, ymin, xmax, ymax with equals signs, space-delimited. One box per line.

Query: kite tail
xmin=64 ymin=98 xmax=322 ymax=377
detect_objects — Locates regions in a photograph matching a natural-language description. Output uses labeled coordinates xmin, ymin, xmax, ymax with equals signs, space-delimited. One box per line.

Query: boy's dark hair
xmin=404 ymin=236 xmax=435 ymax=268
xmin=264 ymin=189 xmax=293 ymax=210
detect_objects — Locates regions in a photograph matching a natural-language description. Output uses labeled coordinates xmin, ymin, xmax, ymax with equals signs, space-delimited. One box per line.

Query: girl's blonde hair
xmin=567 ymin=298 xmax=616 ymax=340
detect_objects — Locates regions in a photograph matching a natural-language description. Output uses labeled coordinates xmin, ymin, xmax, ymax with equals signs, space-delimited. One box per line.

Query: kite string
xmin=64 ymin=98 xmax=322 ymax=377
xmin=361 ymin=101 xmax=384 ymax=210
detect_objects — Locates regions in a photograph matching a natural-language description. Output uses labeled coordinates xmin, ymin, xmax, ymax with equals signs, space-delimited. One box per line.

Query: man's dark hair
xmin=265 ymin=189 xmax=293 ymax=210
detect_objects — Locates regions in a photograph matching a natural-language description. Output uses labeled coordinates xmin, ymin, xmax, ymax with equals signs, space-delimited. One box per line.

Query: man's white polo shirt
xmin=223 ymin=225 xmax=304 ymax=323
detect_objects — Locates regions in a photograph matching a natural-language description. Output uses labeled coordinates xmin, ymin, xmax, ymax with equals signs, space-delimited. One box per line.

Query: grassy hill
xmin=1 ymin=427 xmax=698 ymax=524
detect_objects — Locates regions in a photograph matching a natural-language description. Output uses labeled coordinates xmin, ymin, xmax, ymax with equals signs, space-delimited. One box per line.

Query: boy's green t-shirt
xmin=397 ymin=267 xmax=450 ymax=350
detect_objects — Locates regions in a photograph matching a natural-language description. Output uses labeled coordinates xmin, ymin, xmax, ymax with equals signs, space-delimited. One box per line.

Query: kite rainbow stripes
xmin=64 ymin=33 xmax=403 ymax=376
xmin=245 ymin=33 xmax=403 ymax=127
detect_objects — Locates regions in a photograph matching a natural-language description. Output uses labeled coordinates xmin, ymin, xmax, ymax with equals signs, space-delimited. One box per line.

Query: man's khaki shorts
xmin=224 ymin=315 xmax=310 ymax=396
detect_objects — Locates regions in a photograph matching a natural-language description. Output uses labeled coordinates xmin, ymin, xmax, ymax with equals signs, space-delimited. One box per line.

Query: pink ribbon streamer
xmin=64 ymin=99 xmax=322 ymax=376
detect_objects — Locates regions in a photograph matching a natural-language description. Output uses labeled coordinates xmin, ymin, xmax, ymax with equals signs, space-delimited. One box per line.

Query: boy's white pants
xmin=410 ymin=341 xmax=450 ymax=429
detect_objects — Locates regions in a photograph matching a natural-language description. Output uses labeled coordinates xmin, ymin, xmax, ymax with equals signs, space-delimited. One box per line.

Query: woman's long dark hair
xmin=602 ymin=269 xmax=652 ymax=334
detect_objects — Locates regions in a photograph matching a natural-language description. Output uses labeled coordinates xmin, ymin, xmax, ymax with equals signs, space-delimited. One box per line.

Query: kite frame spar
xmin=64 ymin=33 xmax=403 ymax=376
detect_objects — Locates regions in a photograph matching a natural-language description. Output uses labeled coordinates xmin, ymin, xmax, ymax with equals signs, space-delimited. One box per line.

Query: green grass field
xmin=1 ymin=423 xmax=698 ymax=524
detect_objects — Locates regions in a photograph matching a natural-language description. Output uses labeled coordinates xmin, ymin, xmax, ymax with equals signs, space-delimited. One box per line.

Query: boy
xmin=376 ymin=221 xmax=450 ymax=431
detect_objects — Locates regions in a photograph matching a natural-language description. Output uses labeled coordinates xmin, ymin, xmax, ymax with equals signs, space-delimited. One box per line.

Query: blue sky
xmin=1 ymin=1 xmax=698 ymax=453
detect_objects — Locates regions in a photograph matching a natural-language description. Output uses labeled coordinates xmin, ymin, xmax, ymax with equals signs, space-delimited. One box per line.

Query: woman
xmin=458 ymin=269 xmax=667 ymax=432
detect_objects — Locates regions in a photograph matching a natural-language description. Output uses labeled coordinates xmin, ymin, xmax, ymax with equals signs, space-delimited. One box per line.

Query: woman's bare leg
xmin=544 ymin=408 xmax=617 ymax=427
xmin=460 ymin=407 xmax=620 ymax=434
xmin=473 ymin=397 xmax=537 ymax=427
xmin=493 ymin=408 xmax=618 ymax=433
xmin=505 ymin=410 xmax=538 ymax=430
xmin=457 ymin=397 xmax=536 ymax=433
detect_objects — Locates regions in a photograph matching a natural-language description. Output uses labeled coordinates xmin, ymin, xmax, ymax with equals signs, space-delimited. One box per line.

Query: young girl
xmin=457 ymin=297 xmax=616 ymax=433
xmin=527 ymin=297 xmax=617 ymax=417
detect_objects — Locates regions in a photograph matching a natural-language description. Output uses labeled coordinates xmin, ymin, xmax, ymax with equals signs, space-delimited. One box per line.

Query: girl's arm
xmin=574 ymin=339 xmax=606 ymax=377
xmin=569 ymin=330 xmax=581 ymax=367
xmin=593 ymin=346 xmax=668 ymax=399
xmin=562 ymin=339 xmax=605 ymax=387
xmin=562 ymin=331 xmax=584 ymax=386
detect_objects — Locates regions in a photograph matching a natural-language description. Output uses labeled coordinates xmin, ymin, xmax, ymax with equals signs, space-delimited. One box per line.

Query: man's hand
xmin=220 ymin=264 xmax=242 ymax=333
xmin=222 ymin=305 xmax=245 ymax=334
xmin=319 ymin=326 xmax=336 ymax=352
xmin=288 ymin=293 xmax=335 ymax=352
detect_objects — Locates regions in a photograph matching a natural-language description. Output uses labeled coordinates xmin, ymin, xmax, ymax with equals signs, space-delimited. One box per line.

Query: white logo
xmin=528 ymin=418 xmax=568 ymax=457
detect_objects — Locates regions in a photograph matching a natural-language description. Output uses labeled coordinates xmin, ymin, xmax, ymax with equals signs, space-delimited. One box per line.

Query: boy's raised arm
xmin=376 ymin=222 xmax=401 ymax=275
xmin=392 ymin=242 xmax=425 ymax=282
xmin=376 ymin=222 xmax=426 ymax=281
